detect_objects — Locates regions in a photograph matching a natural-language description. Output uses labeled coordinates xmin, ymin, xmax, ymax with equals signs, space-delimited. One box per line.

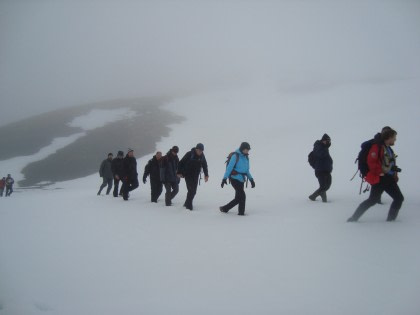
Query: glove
xmin=143 ymin=177 xmax=147 ymax=184
xmin=250 ymin=179 xmax=255 ymax=188
xmin=221 ymin=178 xmax=228 ymax=188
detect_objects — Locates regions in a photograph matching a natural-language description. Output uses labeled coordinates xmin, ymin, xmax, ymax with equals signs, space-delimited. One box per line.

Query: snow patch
xmin=68 ymin=108 xmax=137 ymax=131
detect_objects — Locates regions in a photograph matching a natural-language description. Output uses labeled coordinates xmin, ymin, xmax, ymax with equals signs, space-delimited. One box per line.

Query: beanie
xmin=196 ymin=143 xmax=204 ymax=151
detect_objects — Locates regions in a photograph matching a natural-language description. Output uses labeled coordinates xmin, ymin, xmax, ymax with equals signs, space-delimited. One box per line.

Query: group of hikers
xmin=98 ymin=143 xmax=254 ymax=215
xmin=98 ymin=126 xmax=403 ymax=221
xmin=0 ymin=174 xmax=15 ymax=197
xmin=307 ymin=126 xmax=404 ymax=222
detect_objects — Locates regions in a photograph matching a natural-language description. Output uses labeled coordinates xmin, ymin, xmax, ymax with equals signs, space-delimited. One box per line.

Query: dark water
xmin=0 ymin=98 xmax=184 ymax=187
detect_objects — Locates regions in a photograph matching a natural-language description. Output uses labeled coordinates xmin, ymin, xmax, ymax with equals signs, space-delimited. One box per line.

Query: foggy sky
xmin=1 ymin=0 xmax=419 ymax=126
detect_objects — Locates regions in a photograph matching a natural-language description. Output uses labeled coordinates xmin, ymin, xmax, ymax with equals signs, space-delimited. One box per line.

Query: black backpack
xmin=356 ymin=139 xmax=375 ymax=178
xmin=308 ymin=151 xmax=316 ymax=169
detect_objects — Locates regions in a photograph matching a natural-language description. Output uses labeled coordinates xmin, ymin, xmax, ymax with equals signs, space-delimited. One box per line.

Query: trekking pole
xmin=350 ymin=169 xmax=359 ymax=181
xmin=359 ymin=179 xmax=364 ymax=195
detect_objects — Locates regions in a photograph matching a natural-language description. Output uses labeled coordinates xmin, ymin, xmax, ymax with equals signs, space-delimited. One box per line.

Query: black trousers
xmin=122 ymin=177 xmax=139 ymax=200
xmin=164 ymin=182 xmax=179 ymax=205
xmin=184 ymin=176 xmax=199 ymax=209
xmin=113 ymin=178 xmax=124 ymax=197
xmin=150 ymin=179 xmax=163 ymax=202
xmin=350 ymin=175 xmax=404 ymax=221
xmin=0 ymin=188 xmax=4 ymax=197
xmin=98 ymin=178 xmax=113 ymax=195
xmin=310 ymin=171 xmax=332 ymax=201
xmin=221 ymin=179 xmax=246 ymax=215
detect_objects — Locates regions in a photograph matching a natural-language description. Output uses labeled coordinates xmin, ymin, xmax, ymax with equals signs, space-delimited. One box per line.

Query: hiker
xmin=309 ymin=134 xmax=333 ymax=202
xmin=121 ymin=148 xmax=139 ymax=201
xmin=0 ymin=177 xmax=5 ymax=197
xmin=220 ymin=142 xmax=255 ymax=216
xmin=353 ymin=126 xmax=392 ymax=204
xmin=5 ymin=174 xmax=14 ymax=197
xmin=97 ymin=153 xmax=114 ymax=195
xmin=161 ymin=146 xmax=180 ymax=206
xmin=111 ymin=151 xmax=125 ymax=197
xmin=143 ymin=151 xmax=164 ymax=203
xmin=177 ymin=143 xmax=209 ymax=211
xmin=348 ymin=128 xmax=404 ymax=222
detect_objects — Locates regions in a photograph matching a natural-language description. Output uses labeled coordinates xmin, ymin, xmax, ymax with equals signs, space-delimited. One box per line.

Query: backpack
xmin=356 ymin=139 xmax=375 ymax=178
xmin=308 ymin=151 xmax=316 ymax=169
xmin=225 ymin=152 xmax=240 ymax=177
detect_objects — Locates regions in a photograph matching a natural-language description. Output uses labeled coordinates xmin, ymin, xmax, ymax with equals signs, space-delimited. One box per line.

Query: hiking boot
xmin=220 ymin=207 xmax=228 ymax=213
xmin=186 ymin=205 xmax=193 ymax=211
xmin=320 ymin=192 xmax=327 ymax=203
xmin=347 ymin=217 xmax=357 ymax=222
xmin=309 ymin=194 xmax=317 ymax=201
xmin=238 ymin=213 xmax=245 ymax=216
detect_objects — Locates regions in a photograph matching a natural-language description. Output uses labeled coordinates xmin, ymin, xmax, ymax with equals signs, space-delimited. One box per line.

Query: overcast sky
xmin=1 ymin=0 xmax=419 ymax=125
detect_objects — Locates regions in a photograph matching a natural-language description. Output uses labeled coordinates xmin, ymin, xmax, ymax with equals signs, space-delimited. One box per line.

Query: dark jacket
xmin=178 ymin=148 xmax=209 ymax=178
xmin=313 ymin=140 xmax=333 ymax=173
xmin=161 ymin=150 xmax=179 ymax=183
xmin=111 ymin=157 xmax=125 ymax=177
xmin=0 ymin=179 xmax=5 ymax=189
xmin=99 ymin=159 xmax=113 ymax=179
xmin=123 ymin=155 xmax=138 ymax=179
xmin=144 ymin=156 xmax=162 ymax=183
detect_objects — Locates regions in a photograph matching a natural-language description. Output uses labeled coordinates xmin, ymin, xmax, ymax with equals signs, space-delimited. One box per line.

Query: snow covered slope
xmin=1 ymin=79 xmax=420 ymax=315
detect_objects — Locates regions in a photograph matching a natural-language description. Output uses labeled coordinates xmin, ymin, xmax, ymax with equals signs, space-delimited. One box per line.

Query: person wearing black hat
xmin=121 ymin=148 xmax=139 ymax=201
xmin=111 ymin=150 xmax=125 ymax=197
xmin=97 ymin=153 xmax=114 ymax=196
xmin=143 ymin=151 xmax=164 ymax=203
xmin=220 ymin=142 xmax=255 ymax=216
xmin=177 ymin=143 xmax=209 ymax=210
xmin=309 ymin=134 xmax=333 ymax=202
xmin=161 ymin=146 xmax=180 ymax=206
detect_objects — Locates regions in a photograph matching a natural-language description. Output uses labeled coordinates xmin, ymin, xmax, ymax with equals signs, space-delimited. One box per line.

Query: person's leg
xmin=309 ymin=172 xmax=323 ymax=201
xmin=113 ymin=178 xmax=119 ymax=197
xmin=98 ymin=178 xmax=107 ymax=195
xmin=164 ymin=183 xmax=172 ymax=206
xmin=384 ymin=179 xmax=404 ymax=221
xmin=221 ymin=179 xmax=242 ymax=212
xmin=348 ymin=182 xmax=384 ymax=221
xmin=185 ymin=177 xmax=198 ymax=210
xmin=106 ymin=178 xmax=113 ymax=195
xmin=128 ymin=178 xmax=139 ymax=192
xmin=122 ymin=180 xmax=129 ymax=200
xmin=157 ymin=182 xmax=163 ymax=201
xmin=170 ymin=182 xmax=179 ymax=200
xmin=0 ymin=188 xmax=3 ymax=197
xmin=319 ymin=173 xmax=332 ymax=203
xmin=150 ymin=180 xmax=159 ymax=202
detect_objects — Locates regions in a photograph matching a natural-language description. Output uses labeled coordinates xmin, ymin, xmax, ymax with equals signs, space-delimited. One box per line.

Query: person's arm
xmin=202 ymin=155 xmax=209 ymax=179
xmin=177 ymin=153 xmax=188 ymax=177
xmin=99 ymin=160 xmax=105 ymax=177
xmin=143 ymin=160 xmax=151 ymax=183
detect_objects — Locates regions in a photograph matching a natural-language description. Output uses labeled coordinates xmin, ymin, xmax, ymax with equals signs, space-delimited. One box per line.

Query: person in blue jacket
xmin=220 ymin=142 xmax=255 ymax=216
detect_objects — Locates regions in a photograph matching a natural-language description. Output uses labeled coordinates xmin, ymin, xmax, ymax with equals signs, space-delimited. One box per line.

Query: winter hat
xmin=108 ymin=152 xmax=113 ymax=156
xmin=321 ymin=134 xmax=331 ymax=142
xmin=171 ymin=146 xmax=179 ymax=154
xmin=196 ymin=143 xmax=204 ymax=151
xmin=117 ymin=151 xmax=124 ymax=157
xmin=239 ymin=142 xmax=251 ymax=151
xmin=127 ymin=148 xmax=134 ymax=153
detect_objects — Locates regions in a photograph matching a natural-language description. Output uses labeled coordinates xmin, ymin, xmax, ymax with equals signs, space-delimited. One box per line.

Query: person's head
xmin=321 ymin=134 xmax=331 ymax=146
xmin=7 ymin=174 xmax=10 ymax=177
xmin=195 ymin=143 xmax=204 ymax=156
xmin=127 ymin=148 xmax=134 ymax=157
xmin=239 ymin=142 xmax=251 ymax=155
xmin=2 ymin=177 xmax=5 ymax=180
xmin=117 ymin=151 xmax=124 ymax=159
xmin=107 ymin=153 xmax=113 ymax=160
xmin=381 ymin=126 xmax=392 ymax=133
xmin=382 ymin=128 xmax=397 ymax=146
xmin=156 ymin=151 xmax=162 ymax=160
xmin=171 ymin=146 xmax=179 ymax=156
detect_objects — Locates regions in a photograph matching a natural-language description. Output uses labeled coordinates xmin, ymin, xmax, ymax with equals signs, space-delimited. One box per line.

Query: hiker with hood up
xmin=111 ymin=150 xmax=125 ymax=197
xmin=121 ymin=148 xmax=139 ymax=201
xmin=309 ymin=134 xmax=333 ymax=203
xmin=5 ymin=174 xmax=14 ymax=197
xmin=97 ymin=153 xmax=113 ymax=195
xmin=220 ymin=142 xmax=255 ymax=216
xmin=177 ymin=143 xmax=209 ymax=211
xmin=161 ymin=146 xmax=180 ymax=206
xmin=143 ymin=151 xmax=164 ymax=203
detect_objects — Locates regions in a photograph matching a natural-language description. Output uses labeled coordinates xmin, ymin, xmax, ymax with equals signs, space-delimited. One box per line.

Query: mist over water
xmin=1 ymin=0 xmax=419 ymax=125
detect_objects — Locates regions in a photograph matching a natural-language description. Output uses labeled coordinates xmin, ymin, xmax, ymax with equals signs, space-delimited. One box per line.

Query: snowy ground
xmin=1 ymin=80 xmax=420 ymax=314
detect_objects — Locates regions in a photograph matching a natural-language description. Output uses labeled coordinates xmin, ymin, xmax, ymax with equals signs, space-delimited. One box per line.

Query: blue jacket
xmin=313 ymin=140 xmax=333 ymax=173
xmin=223 ymin=149 xmax=253 ymax=182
